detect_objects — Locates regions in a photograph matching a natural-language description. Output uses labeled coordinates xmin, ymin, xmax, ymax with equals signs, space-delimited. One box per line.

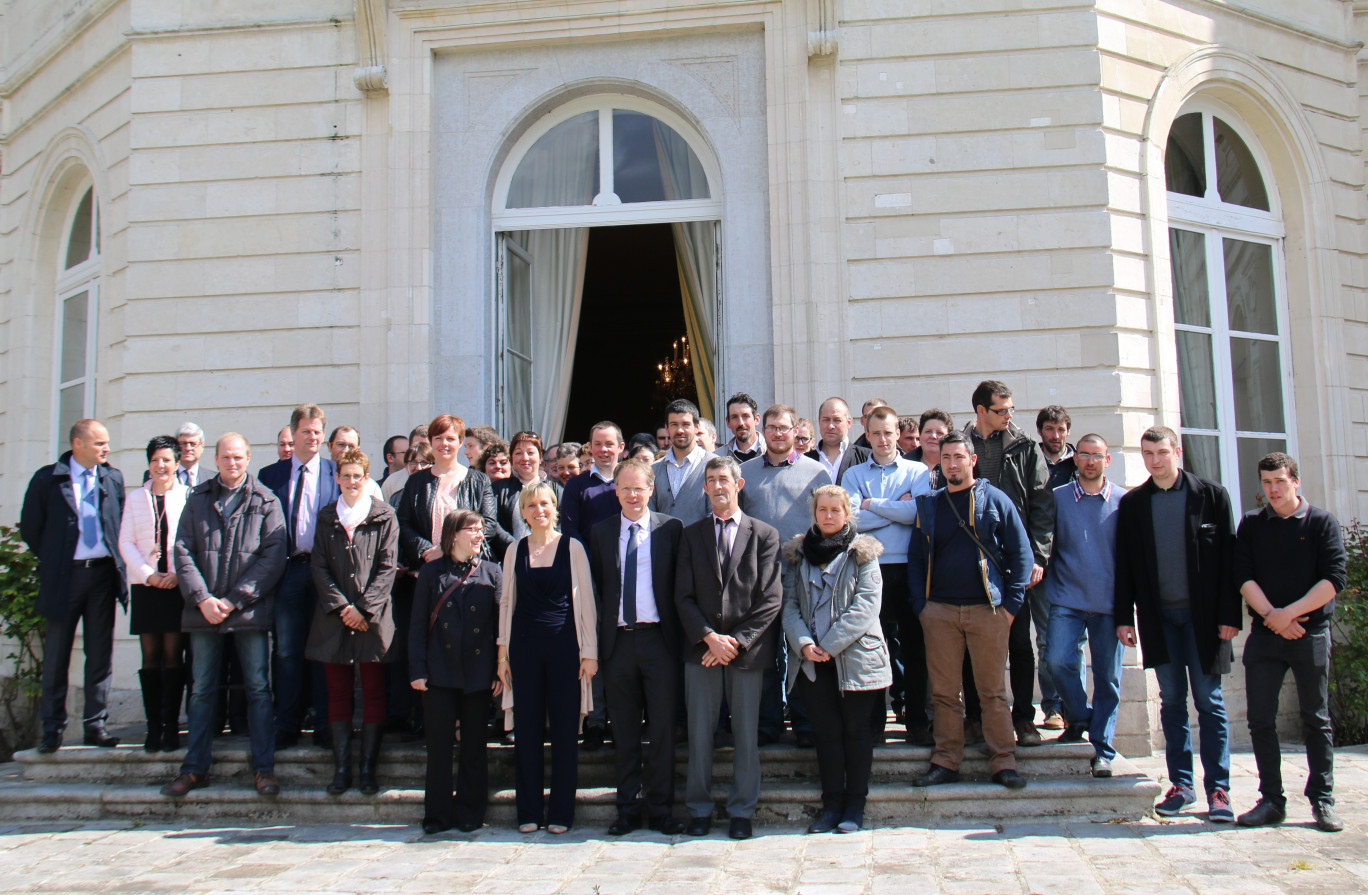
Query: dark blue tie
xmin=80 ymin=470 xmax=99 ymax=549
xmin=623 ymin=522 xmax=639 ymax=626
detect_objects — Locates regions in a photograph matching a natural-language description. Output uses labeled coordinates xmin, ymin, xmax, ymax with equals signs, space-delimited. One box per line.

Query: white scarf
xmin=337 ymin=494 xmax=371 ymax=540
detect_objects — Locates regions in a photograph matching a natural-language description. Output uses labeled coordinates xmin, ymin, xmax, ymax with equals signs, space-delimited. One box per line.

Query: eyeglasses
xmin=763 ymin=425 xmax=794 ymax=435
xmin=460 ymin=526 xmax=484 ymax=536
xmin=794 ymin=435 xmax=813 ymax=445
xmin=988 ymin=406 xmax=1015 ymax=417
xmin=338 ymin=473 xmax=367 ymax=482
xmin=1075 ymin=452 xmax=1108 ymax=461
xmin=618 ymin=486 xmax=650 ymax=496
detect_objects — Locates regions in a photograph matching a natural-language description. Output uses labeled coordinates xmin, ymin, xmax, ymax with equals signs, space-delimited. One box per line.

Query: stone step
xmin=15 ymin=739 xmax=1102 ymax=787
xmin=0 ymin=761 xmax=1162 ymax=825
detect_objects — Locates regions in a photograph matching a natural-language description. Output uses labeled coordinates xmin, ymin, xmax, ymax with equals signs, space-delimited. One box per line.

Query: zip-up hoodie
xmin=907 ymin=479 xmax=1033 ymax=617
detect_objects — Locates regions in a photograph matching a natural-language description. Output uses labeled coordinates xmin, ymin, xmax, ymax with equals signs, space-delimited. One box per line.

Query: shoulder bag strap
xmin=942 ymin=490 xmax=1005 ymax=575
xmin=427 ymin=562 xmax=479 ymax=635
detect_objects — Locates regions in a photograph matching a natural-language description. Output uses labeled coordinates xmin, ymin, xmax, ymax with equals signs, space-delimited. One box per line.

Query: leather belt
xmin=72 ymin=557 xmax=114 ymax=568
xmin=619 ymin=622 xmax=660 ymax=632
xmin=288 ymin=552 xmax=312 ymax=564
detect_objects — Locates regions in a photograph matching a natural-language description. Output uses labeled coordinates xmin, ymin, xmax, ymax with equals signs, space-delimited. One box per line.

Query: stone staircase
xmin=0 ymin=724 xmax=1161 ymax=827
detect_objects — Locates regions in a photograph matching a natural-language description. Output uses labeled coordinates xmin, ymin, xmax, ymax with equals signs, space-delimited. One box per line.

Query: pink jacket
xmin=118 ymin=480 xmax=190 ymax=586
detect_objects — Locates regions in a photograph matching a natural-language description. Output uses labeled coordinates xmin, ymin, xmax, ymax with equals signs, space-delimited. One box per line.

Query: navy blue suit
xmin=256 ymin=454 xmax=340 ymax=734
xmin=20 ymin=451 xmax=127 ymax=737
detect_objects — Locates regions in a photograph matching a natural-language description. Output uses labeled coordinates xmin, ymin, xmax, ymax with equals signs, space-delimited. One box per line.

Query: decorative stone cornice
xmin=807 ymin=0 xmax=837 ymax=57
xmin=354 ymin=0 xmax=388 ymax=93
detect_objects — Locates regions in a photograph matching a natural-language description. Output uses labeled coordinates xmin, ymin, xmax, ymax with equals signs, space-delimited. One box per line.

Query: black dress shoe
xmin=912 ymin=764 xmax=960 ymax=787
xmin=1236 ymin=798 xmax=1286 ymax=827
xmin=728 ymin=817 xmax=753 ymax=840
xmin=608 ymin=814 xmax=641 ymax=836
xmin=684 ymin=817 xmax=711 ymax=837
xmin=457 ymin=821 xmax=482 ymax=833
xmin=807 ymin=810 xmax=840 ymax=834
xmin=1059 ymin=722 xmax=1089 ymax=743
xmin=423 ymin=820 xmax=451 ymax=835
xmin=992 ymin=769 xmax=1027 ymax=790
xmin=1312 ymin=800 xmax=1344 ymax=833
xmin=649 ymin=816 xmax=686 ymax=835
xmin=83 ymin=726 xmax=119 ymax=748
xmin=37 ymin=733 xmax=60 ymax=754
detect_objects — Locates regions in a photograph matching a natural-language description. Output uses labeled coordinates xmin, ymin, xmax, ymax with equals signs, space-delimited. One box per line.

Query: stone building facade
xmin=3 ymin=0 xmax=1366 ymax=745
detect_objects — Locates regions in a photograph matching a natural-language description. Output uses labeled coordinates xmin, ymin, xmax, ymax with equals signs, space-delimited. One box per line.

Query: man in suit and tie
xmin=174 ymin=423 xmax=213 ymax=488
xmin=21 ymin=419 xmax=127 ymax=752
xmin=257 ymin=403 xmax=340 ymax=748
xmin=589 ymin=459 xmax=687 ymax=836
xmin=649 ymin=398 xmax=714 ymax=526
xmin=675 ymin=455 xmax=782 ymax=840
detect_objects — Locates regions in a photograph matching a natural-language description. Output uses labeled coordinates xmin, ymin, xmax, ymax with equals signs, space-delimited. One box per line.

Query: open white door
xmin=496 ymin=232 xmax=534 ymax=436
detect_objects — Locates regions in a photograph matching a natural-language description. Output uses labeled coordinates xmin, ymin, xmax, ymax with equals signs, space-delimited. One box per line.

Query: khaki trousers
xmin=920 ymin=600 xmax=1016 ymax=774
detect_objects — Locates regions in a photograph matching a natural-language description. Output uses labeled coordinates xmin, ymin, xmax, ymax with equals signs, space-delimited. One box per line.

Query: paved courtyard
xmin=1 ymin=747 xmax=1366 ymax=895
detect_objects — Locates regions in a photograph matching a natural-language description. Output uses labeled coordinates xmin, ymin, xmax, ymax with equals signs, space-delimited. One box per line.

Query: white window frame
xmin=1165 ymin=103 xmax=1297 ymax=515
xmin=491 ymin=94 xmax=724 ymax=230
xmin=52 ymin=185 xmax=100 ymax=454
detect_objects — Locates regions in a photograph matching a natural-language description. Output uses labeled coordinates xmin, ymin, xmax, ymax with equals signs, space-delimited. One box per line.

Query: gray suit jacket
xmin=648 ymin=449 xmax=715 ymax=526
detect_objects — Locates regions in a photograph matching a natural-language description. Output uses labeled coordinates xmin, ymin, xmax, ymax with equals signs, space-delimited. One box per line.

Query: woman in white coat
xmin=119 ymin=434 xmax=192 ymax=752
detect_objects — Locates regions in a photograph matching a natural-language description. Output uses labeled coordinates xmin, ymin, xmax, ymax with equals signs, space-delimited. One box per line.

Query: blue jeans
xmin=183 ymin=631 xmax=274 ymax=775
xmin=1154 ymin=608 xmax=1230 ymax=795
xmin=1046 ymin=605 xmax=1123 ymax=761
xmin=273 ymin=561 xmax=327 ymax=732
xmin=1029 ymin=583 xmax=1063 ymax=716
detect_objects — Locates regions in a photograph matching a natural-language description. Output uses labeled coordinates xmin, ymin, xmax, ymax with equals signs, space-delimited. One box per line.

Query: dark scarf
xmin=802 ymin=522 xmax=855 ymax=567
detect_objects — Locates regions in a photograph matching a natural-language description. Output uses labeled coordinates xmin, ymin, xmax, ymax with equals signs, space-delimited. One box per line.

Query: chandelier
xmin=655 ymin=334 xmax=693 ymax=399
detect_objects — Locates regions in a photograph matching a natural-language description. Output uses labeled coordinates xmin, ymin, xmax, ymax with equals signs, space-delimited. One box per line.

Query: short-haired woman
xmin=307 ymin=448 xmax=399 ymax=796
xmin=479 ymin=441 xmax=511 ymax=481
xmin=396 ymin=414 xmax=503 ymax=570
xmin=411 ymin=509 xmax=503 ymax=834
xmin=119 ymin=435 xmax=192 ymax=752
xmin=491 ymin=431 xmax=562 ymax=559
xmin=781 ymin=484 xmax=890 ymax=834
xmin=496 ymin=482 xmax=597 ymax=834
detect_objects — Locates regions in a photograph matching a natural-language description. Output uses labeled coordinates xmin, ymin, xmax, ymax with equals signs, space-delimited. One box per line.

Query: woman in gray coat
xmin=782 ymin=484 xmax=891 ymax=835
xmin=307 ymin=449 xmax=399 ymax=796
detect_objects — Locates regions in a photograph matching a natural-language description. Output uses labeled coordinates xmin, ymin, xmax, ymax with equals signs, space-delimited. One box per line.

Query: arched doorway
xmin=491 ymin=95 xmax=723 ymax=442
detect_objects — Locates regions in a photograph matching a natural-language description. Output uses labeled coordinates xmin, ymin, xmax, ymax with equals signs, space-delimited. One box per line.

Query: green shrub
xmin=0 ymin=525 xmax=43 ymax=758
xmin=1330 ymin=520 xmax=1368 ymax=747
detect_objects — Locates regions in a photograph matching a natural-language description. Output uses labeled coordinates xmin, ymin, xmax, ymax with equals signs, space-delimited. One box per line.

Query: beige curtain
xmin=510 ymin=229 xmax=589 ymax=442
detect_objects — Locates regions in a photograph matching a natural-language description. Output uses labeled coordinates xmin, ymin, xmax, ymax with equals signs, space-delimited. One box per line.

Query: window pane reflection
xmin=1165 ymin=113 xmax=1205 ymax=198
xmin=507 ymin=112 xmax=600 ymax=209
xmin=1230 ymin=338 xmax=1285 ymax=433
xmin=61 ymin=292 xmax=88 ymax=383
xmin=1176 ymin=330 xmax=1218 ymax=430
xmin=1182 ymin=434 xmax=1221 ymax=484
xmin=613 ymin=110 xmax=710 ymax=204
xmin=59 ymin=384 xmax=85 ymax=440
xmin=1215 ymin=118 xmax=1269 ymax=211
xmin=65 ymin=188 xmax=94 ymax=270
xmin=1169 ymin=229 xmax=1210 ymax=327
xmin=1223 ymin=239 xmax=1277 ymax=335
xmin=1236 ymin=437 xmax=1286 ymax=514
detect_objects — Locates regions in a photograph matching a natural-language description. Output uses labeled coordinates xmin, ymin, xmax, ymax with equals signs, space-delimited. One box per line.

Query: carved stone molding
xmin=354 ymin=0 xmax=388 ymax=93
xmin=807 ymin=0 xmax=837 ymax=57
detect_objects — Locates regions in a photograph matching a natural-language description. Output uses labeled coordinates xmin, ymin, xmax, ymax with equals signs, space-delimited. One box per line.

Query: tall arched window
xmin=54 ymin=185 xmax=99 ymax=446
xmin=1164 ymin=108 xmax=1294 ymax=515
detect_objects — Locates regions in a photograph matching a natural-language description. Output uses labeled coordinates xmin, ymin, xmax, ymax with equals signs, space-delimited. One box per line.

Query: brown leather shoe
xmin=254 ymin=770 xmax=281 ymax=796
xmin=160 ymin=772 xmax=207 ymax=798
xmin=1014 ymin=721 xmax=1043 ymax=747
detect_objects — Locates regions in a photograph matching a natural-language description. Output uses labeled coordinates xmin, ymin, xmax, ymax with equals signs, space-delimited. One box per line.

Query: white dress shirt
xmin=664 ymin=443 xmax=707 ymax=497
xmin=289 ymin=453 xmax=321 ymax=552
xmin=617 ymin=512 xmax=658 ymax=626
xmin=69 ymin=458 xmax=109 ymax=560
xmin=815 ymin=439 xmax=849 ymax=484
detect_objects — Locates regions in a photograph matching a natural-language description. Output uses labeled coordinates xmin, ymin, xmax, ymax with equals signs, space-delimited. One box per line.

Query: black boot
xmin=358 ymin=722 xmax=382 ymax=795
xmin=326 ymin=721 xmax=353 ymax=795
xmin=161 ymin=667 xmax=185 ymax=752
xmin=138 ymin=669 xmax=163 ymax=753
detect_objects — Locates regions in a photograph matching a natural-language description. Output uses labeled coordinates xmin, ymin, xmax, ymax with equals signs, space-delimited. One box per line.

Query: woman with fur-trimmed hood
xmin=781 ymin=484 xmax=891 ymax=835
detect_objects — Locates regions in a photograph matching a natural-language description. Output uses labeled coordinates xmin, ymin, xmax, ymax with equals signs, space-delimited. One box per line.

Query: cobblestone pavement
xmin=1 ymin=747 xmax=1365 ymax=895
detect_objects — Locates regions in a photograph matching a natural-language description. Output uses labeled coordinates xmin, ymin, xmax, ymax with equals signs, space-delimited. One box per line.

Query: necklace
xmin=149 ymin=491 xmax=168 ymax=563
xmin=528 ymin=535 xmax=556 ymax=562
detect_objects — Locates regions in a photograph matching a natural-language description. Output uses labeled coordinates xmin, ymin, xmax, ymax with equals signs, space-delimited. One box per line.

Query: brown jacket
xmin=305 ymin=498 xmax=400 ymax=664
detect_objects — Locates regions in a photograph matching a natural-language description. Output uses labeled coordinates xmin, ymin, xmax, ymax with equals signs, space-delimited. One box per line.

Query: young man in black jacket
xmin=1115 ymin=425 xmax=1241 ymax=823
xmin=1233 ymin=453 xmax=1347 ymax=833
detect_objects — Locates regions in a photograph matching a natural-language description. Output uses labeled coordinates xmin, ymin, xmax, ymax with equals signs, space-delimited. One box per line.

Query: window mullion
xmin=1206 ymin=232 xmax=1240 ymax=496
xmin=596 ymin=106 xmax=616 ymax=204
xmin=1202 ymin=112 xmax=1219 ymax=204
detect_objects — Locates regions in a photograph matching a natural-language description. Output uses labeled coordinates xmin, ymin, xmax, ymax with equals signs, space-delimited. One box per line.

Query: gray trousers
xmin=684 ymin=661 xmax=763 ymax=819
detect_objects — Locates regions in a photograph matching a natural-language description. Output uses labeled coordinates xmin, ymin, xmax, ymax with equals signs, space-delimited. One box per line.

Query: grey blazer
xmin=648 ymin=450 xmax=716 ymax=526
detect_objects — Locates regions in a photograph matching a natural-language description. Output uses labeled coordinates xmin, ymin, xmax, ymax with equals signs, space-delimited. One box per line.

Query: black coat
xmin=395 ymin=467 xmax=500 ymax=569
xmin=674 ymin=513 xmax=782 ymax=672
xmin=588 ymin=512 xmax=685 ymax=663
xmin=306 ymin=499 xmax=400 ymax=664
xmin=963 ymin=421 xmax=1055 ymax=566
xmin=20 ymin=452 xmax=127 ymax=619
xmin=1114 ymin=470 xmax=1241 ymax=674
xmin=409 ymin=556 xmax=502 ymax=690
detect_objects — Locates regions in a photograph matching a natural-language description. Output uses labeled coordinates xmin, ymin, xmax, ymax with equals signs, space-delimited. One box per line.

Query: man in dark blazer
xmin=805 ymin=397 xmax=871 ymax=487
xmin=257 ymin=403 xmax=340 ymax=748
xmin=675 ymin=454 xmax=782 ymax=841
xmin=589 ymin=459 xmax=687 ymax=836
xmin=649 ymin=398 xmax=715 ymax=526
xmin=1115 ymin=424 xmax=1241 ymax=823
xmin=20 ymin=419 xmax=127 ymax=752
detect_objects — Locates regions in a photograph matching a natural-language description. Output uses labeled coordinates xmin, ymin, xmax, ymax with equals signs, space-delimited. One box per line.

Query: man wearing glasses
xmin=739 ymin=405 xmax=831 ymax=746
xmin=961 ymin=380 xmax=1054 ymax=748
xmin=174 ymin=423 xmax=212 ymax=488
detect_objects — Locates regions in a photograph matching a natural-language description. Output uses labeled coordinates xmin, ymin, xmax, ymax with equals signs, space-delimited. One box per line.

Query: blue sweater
xmin=840 ymin=456 xmax=932 ymax=564
xmin=560 ymin=468 xmax=618 ymax=546
xmin=1044 ymin=480 xmax=1125 ymax=614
